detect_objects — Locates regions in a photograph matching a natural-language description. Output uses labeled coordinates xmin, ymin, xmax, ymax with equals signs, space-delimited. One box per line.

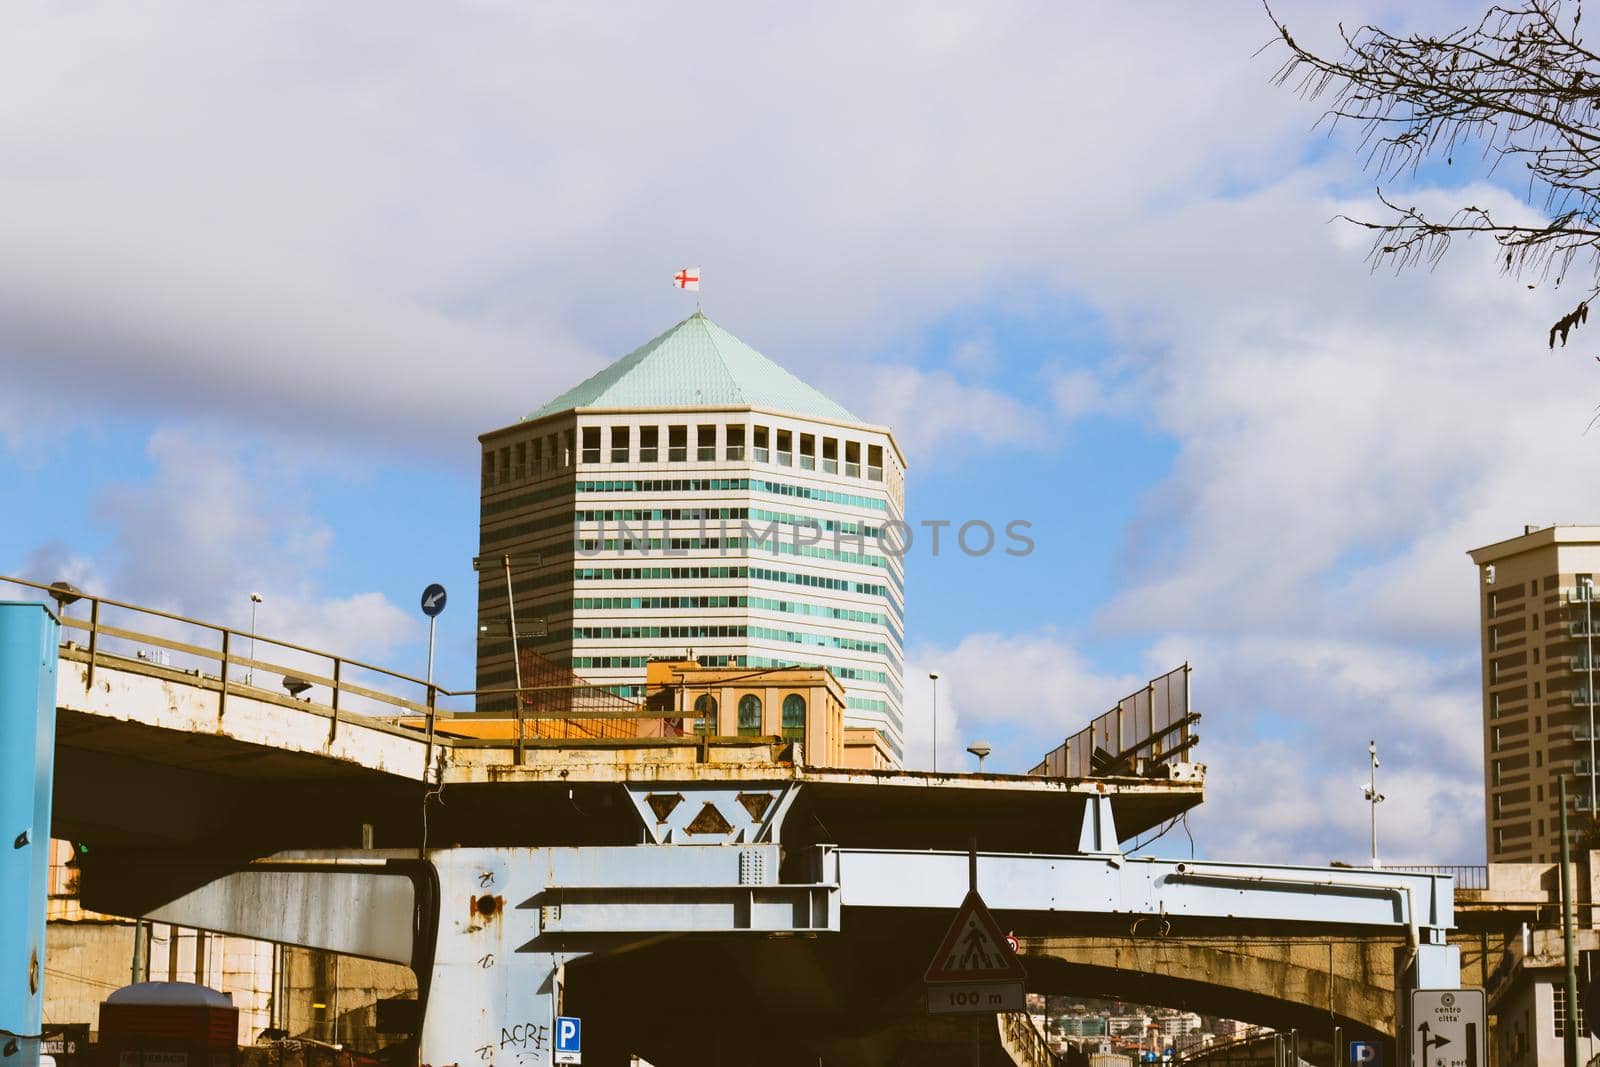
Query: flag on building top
xmin=673 ymin=267 xmax=701 ymax=291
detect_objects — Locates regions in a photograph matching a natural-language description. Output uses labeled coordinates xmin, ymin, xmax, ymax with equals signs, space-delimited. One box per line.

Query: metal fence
xmin=1029 ymin=664 xmax=1198 ymax=778
xmin=1387 ymin=864 xmax=1489 ymax=891
xmin=1 ymin=573 xmax=679 ymax=767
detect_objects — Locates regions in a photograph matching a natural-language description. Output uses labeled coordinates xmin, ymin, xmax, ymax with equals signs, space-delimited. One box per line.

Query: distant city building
xmin=1061 ymin=1014 xmax=1110 ymax=1037
xmin=1108 ymin=1014 xmax=1151 ymax=1036
xmin=477 ymin=312 xmax=908 ymax=761
xmin=1153 ymin=1011 xmax=1202 ymax=1038
xmin=1468 ymin=525 xmax=1600 ymax=861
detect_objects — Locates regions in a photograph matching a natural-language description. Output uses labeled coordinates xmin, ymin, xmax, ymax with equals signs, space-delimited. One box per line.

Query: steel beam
xmin=1077 ymin=793 xmax=1119 ymax=854
xmin=623 ymin=781 xmax=798 ymax=844
xmin=0 ymin=602 xmax=59 ymax=1067
xmin=143 ymin=860 xmax=420 ymax=964
xmin=94 ymin=835 xmax=1463 ymax=1065
xmin=827 ymin=849 xmax=1454 ymax=936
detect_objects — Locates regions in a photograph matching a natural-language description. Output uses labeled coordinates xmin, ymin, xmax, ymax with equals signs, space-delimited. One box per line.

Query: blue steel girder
xmin=120 ymin=840 xmax=1460 ymax=1066
xmin=825 ymin=848 xmax=1454 ymax=941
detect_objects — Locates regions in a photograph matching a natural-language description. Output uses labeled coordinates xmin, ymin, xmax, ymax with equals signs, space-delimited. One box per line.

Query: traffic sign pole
xmin=419 ymin=583 xmax=447 ymax=693
xmin=427 ymin=615 xmax=437 ymax=688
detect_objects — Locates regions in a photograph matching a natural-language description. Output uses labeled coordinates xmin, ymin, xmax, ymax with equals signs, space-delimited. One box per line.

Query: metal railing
xmin=1 ymin=574 xmax=693 ymax=768
xmin=1030 ymin=664 xmax=1197 ymax=779
xmin=997 ymin=1011 xmax=1063 ymax=1067
xmin=1387 ymin=864 xmax=1489 ymax=890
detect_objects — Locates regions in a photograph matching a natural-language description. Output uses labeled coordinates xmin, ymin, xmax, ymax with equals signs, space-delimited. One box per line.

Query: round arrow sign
xmin=421 ymin=583 xmax=447 ymax=617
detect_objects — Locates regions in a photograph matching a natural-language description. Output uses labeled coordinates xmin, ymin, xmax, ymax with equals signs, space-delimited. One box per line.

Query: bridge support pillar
xmin=0 ymin=602 xmax=60 ymax=1067
xmin=420 ymin=850 xmax=586 ymax=1067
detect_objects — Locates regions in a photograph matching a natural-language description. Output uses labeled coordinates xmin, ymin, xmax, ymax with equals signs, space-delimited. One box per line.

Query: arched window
xmin=782 ymin=694 xmax=806 ymax=741
xmin=693 ymin=694 xmax=718 ymax=736
xmin=738 ymin=694 xmax=762 ymax=737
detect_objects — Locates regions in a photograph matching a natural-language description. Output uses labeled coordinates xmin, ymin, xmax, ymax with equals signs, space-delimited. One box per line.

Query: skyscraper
xmin=477 ymin=312 xmax=908 ymax=760
xmin=1468 ymin=525 xmax=1600 ymax=862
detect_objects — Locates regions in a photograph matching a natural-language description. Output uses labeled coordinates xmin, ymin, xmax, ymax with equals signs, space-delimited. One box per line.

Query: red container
xmin=97 ymin=983 xmax=239 ymax=1067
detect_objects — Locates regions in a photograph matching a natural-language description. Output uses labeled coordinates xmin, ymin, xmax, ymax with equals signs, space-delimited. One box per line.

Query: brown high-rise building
xmin=1468 ymin=525 xmax=1600 ymax=862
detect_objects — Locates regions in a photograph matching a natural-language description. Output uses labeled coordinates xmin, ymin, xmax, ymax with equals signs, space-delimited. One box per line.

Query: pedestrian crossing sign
xmin=924 ymin=889 xmax=1028 ymax=984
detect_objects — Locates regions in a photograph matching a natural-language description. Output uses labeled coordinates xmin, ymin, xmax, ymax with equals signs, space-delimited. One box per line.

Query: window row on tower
xmin=483 ymin=422 xmax=889 ymax=486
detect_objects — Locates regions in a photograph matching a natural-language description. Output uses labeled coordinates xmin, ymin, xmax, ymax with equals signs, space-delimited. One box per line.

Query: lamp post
xmin=1362 ymin=740 xmax=1385 ymax=868
xmin=929 ymin=672 xmax=940 ymax=773
xmin=247 ymin=593 xmax=263 ymax=685
xmin=473 ymin=553 xmax=544 ymax=764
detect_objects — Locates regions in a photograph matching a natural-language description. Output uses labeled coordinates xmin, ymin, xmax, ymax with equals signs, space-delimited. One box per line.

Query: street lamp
xmin=929 ymin=672 xmax=940 ymax=773
xmin=472 ymin=553 xmax=544 ymax=712
xmin=1362 ymin=740 xmax=1385 ymax=868
xmin=967 ymin=741 xmax=991 ymax=773
xmin=247 ymin=593 xmax=263 ymax=685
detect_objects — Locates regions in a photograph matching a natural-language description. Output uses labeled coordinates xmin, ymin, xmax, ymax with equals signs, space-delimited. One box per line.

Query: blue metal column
xmin=0 ymin=602 xmax=60 ymax=1067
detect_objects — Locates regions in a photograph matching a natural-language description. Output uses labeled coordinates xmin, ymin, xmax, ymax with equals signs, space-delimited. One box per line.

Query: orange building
xmin=645 ymin=659 xmax=846 ymax=767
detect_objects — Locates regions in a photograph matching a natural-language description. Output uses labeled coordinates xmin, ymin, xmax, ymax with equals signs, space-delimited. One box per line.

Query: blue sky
xmin=4 ymin=0 xmax=1594 ymax=864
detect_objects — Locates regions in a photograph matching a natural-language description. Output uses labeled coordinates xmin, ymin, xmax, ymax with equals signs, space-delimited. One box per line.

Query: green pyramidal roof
xmin=529 ymin=312 xmax=858 ymax=422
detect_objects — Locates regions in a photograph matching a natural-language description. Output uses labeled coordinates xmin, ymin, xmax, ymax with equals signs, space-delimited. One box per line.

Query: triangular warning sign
xmin=924 ymin=890 xmax=1028 ymax=984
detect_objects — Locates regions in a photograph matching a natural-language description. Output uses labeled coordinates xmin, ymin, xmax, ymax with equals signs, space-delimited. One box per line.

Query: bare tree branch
xmin=1266 ymin=0 xmax=1600 ymax=345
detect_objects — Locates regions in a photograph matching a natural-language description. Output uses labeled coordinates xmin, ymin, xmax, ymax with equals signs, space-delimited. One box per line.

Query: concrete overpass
xmin=1 ymin=581 xmax=1466 ymax=1067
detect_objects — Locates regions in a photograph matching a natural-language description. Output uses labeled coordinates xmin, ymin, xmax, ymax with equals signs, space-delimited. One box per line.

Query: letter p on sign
xmin=555 ymin=1016 xmax=581 ymax=1064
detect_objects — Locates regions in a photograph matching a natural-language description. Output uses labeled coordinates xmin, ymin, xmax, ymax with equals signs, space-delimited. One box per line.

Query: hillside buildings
xmin=1468 ymin=525 xmax=1600 ymax=862
xmin=477 ymin=312 xmax=908 ymax=761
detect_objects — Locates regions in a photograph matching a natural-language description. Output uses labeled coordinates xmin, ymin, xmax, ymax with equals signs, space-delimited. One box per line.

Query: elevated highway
xmin=1 ymin=581 xmax=1466 ymax=1067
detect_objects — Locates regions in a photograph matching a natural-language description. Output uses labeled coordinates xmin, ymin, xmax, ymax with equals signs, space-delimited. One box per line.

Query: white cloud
xmin=12 ymin=429 xmax=417 ymax=667
xmin=0 ymin=1 xmax=1346 ymax=456
xmin=849 ymin=363 xmax=1048 ymax=462
xmin=1 ymin=0 xmax=1564 ymax=867
xmin=1051 ymin=369 xmax=1108 ymax=421
xmin=904 ymin=630 xmax=1140 ymax=772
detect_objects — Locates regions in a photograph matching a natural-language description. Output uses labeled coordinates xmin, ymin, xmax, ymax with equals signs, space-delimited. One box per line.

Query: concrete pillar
xmin=0 ymin=602 xmax=60 ymax=1067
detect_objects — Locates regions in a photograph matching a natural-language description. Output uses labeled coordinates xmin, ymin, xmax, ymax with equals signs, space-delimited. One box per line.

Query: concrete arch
xmin=1017 ymin=935 xmax=1404 ymax=1047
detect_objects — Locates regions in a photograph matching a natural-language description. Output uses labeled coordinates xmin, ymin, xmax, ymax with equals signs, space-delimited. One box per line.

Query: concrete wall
xmin=281 ymin=947 xmax=415 ymax=1052
xmin=42 ymin=921 xmax=137 ymax=1036
xmin=42 ymin=920 xmax=414 ymax=1053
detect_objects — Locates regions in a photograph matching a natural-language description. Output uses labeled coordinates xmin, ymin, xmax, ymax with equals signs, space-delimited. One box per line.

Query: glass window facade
xmin=782 ymin=693 xmax=806 ymax=740
xmin=738 ymin=694 xmax=762 ymax=736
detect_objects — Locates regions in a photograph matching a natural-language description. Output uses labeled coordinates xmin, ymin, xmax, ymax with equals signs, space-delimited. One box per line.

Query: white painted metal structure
xmin=139 ymin=783 xmax=1460 ymax=1067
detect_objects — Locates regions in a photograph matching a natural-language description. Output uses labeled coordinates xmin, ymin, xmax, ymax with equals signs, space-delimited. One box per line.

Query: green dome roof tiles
xmin=529 ymin=312 xmax=858 ymax=423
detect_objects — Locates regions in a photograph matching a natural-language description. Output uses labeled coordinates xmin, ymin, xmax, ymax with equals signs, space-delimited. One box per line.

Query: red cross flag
xmin=673 ymin=267 xmax=701 ymax=291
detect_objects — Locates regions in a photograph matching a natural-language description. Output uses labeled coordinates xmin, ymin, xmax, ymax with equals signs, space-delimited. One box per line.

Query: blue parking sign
xmin=1350 ymin=1041 xmax=1381 ymax=1067
xmin=555 ymin=1016 xmax=581 ymax=1065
